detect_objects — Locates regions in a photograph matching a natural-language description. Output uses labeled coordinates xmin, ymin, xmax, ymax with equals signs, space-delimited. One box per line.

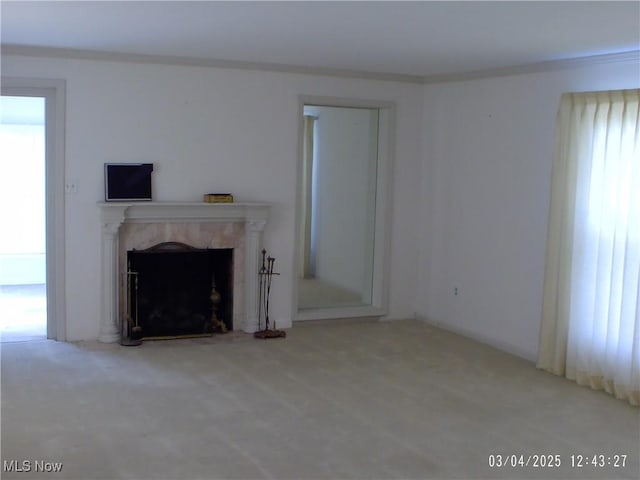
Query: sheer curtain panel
xmin=538 ymin=89 xmax=640 ymax=406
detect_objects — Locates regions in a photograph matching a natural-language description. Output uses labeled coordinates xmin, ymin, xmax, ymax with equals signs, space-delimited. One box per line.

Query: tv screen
xmin=105 ymin=163 xmax=153 ymax=201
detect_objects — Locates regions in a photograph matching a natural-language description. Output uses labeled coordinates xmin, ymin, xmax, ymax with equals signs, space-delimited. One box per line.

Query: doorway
xmin=0 ymin=96 xmax=47 ymax=341
xmin=294 ymin=96 xmax=394 ymax=322
xmin=1 ymin=78 xmax=66 ymax=341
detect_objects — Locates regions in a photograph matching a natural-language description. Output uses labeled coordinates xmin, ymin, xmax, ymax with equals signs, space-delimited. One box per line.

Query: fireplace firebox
xmin=126 ymin=242 xmax=233 ymax=339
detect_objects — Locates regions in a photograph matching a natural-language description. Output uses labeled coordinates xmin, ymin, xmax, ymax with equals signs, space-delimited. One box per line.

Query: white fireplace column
xmin=99 ymin=206 xmax=126 ymax=343
xmin=98 ymin=202 xmax=270 ymax=343
xmin=244 ymin=219 xmax=267 ymax=332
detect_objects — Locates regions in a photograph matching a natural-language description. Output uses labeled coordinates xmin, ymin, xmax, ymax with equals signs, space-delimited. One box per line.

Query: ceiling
xmin=2 ymin=1 xmax=639 ymax=80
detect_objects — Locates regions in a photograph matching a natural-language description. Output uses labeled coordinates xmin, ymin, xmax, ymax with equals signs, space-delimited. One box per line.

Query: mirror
xmin=295 ymin=97 xmax=393 ymax=320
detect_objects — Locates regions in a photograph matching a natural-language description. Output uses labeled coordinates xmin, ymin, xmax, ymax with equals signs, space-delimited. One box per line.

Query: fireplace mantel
xmin=98 ymin=202 xmax=270 ymax=343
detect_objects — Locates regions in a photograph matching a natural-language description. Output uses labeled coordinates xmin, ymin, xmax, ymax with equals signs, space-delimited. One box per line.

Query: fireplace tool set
xmin=254 ymin=249 xmax=286 ymax=339
xmin=121 ymin=269 xmax=143 ymax=347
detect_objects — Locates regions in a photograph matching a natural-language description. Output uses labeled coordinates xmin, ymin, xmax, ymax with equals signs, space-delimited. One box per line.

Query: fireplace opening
xmin=126 ymin=243 xmax=233 ymax=339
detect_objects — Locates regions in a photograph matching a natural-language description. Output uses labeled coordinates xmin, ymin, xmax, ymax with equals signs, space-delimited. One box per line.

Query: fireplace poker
xmin=120 ymin=269 xmax=142 ymax=347
xmin=257 ymin=249 xmax=267 ymax=330
xmin=265 ymin=256 xmax=275 ymax=329
xmin=131 ymin=272 xmax=142 ymax=340
xmin=125 ymin=271 xmax=130 ymax=337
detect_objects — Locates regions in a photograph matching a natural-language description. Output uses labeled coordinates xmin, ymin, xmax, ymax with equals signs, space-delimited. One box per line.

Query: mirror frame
xmin=293 ymin=95 xmax=395 ymax=321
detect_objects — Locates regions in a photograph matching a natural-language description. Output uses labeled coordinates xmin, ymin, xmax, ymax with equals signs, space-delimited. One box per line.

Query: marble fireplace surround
xmin=98 ymin=202 xmax=270 ymax=343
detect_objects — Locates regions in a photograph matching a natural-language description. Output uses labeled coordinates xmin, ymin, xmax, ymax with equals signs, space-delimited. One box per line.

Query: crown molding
xmin=422 ymin=50 xmax=640 ymax=84
xmin=2 ymin=44 xmax=638 ymax=86
xmin=0 ymin=44 xmax=425 ymax=84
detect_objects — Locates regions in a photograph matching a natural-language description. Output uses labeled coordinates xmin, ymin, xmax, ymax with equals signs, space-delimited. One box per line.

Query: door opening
xmin=0 ymin=95 xmax=47 ymax=341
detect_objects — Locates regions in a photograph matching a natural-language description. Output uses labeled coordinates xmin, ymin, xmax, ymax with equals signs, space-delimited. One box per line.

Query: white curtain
xmin=538 ymin=89 xmax=640 ymax=406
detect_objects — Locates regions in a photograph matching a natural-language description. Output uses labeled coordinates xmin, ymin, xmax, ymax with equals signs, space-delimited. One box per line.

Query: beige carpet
xmin=1 ymin=319 xmax=638 ymax=480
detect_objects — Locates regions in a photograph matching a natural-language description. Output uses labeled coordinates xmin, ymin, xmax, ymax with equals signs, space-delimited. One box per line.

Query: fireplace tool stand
xmin=120 ymin=269 xmax=143 ymax=346
xmin=254 ymin=249 xmax=286 ymax=339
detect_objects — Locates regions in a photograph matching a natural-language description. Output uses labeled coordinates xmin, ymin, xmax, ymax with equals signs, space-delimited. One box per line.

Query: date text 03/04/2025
xmin=487 ymin=454 xmax=628 ymax=469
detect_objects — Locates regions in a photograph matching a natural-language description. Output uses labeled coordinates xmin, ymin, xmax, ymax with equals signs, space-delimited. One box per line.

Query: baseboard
xmin=415 ymin=314 xmax=537 ymax=363
xmin=378 ymin=313 xmax=418 ymax=322
xmin=293 ymin=316 xmax=380 ymax=328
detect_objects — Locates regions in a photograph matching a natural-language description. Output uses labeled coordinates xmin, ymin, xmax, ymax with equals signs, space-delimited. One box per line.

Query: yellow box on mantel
xmin=203 ymin=193 xmax=234 ymax=203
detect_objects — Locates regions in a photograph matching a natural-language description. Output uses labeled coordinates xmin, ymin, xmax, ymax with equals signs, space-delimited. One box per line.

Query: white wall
xmin=8 ymin=51 xmax=630 ymax=355
xmin=1 ymin=54 xmax=424 ymax=341
xmin=417 ymin=58 xmax=640 ymax=361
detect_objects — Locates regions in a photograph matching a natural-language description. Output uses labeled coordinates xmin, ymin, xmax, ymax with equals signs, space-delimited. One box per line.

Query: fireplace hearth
xmin=126 ymin=243 xmax=233 ymax=339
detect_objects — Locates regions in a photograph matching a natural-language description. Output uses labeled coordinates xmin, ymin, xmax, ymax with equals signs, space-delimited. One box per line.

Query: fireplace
xmin=127 ymin=243 xmax=233 ymax=339
xmin=98 ymin=202 xmax=270 ymax=343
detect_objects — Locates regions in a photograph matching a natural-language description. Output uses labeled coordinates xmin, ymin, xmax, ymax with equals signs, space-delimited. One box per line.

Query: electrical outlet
xmin=454 ymin=286 xmax=459 ymax=296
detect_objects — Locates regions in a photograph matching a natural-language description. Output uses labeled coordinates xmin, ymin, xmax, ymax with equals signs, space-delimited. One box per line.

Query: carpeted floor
xmin=1 ymin=319 xmax=638 ymax=480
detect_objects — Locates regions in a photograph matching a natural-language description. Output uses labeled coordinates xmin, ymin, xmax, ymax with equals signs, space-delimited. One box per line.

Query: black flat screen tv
xmin=105 ymin=163 xmax=153 ymax=201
